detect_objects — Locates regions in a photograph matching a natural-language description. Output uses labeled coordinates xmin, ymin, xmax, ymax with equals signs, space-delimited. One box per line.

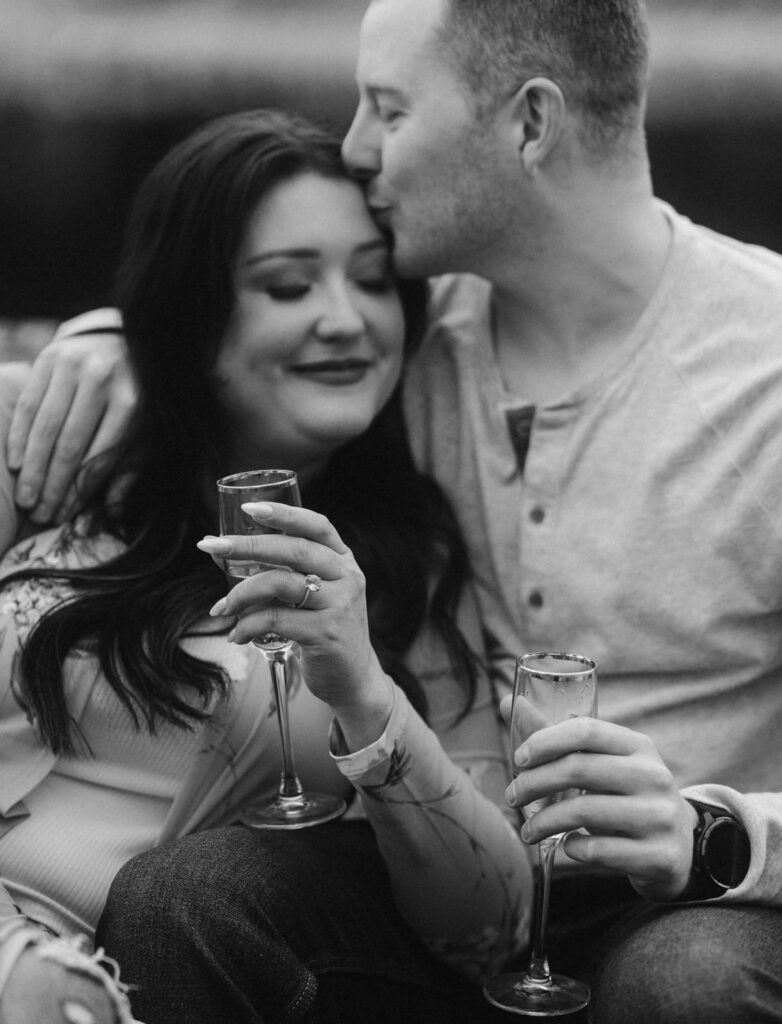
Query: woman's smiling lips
xmin=291 ymin=358 xmax=375 ymax=384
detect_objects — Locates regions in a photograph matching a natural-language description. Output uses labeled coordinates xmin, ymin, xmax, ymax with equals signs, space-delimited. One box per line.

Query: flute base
xmin=240 ymin=792 xmax=346 ymax=830
xmin=483 ymin=972 xmax=590 ymax=1017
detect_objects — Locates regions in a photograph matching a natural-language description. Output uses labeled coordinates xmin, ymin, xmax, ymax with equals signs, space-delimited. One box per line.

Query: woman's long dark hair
xmin=6 ymin=109 xmax=477 ymax=755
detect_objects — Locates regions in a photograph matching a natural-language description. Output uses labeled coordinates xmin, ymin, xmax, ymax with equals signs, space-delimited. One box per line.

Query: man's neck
xmin=488 ymin=180 xmax=672 ymax=405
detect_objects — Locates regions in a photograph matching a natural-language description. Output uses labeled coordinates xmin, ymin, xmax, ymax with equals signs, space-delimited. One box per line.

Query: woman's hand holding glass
xmin=199 ymin=501 xmax=395 ymax=750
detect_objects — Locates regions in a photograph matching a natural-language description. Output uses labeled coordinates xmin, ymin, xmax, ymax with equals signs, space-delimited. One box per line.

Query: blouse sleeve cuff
xmin=329 ymin=685 xmax=409 ymax=783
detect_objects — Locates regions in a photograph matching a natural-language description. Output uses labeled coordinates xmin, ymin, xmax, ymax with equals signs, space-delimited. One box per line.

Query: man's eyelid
xmin=369 ymin=86 xmax=408 ymax=111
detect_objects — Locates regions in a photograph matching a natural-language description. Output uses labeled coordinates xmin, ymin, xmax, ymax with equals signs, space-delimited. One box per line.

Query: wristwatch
xmin=675 ymin=799 xmax=751 ymax=901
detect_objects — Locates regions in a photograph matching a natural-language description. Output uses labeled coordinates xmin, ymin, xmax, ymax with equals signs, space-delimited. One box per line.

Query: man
xmin=6 ymin=1 xmax=782 ymax=1020
xmin=337 ymin=4 xmax=782 ymax=1020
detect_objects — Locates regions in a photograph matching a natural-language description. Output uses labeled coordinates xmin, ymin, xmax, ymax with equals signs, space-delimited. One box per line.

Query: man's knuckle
xmin=33 ymin=419 xmax=62 ymax=446
xmin=83 ymin=355 xmax=114 ymax=385
xmin=646 ymin=763 xmax=673 ymax=793
xmin=14 ymin=394 xmax=39 ymax=420
xmin=18 ymin=471 xmax=43 ymax=492
xmin=567 ymin=756 xmax=589 ymax=787
xmin=115 ymin=380 xmax=139 ymax=409
xmin=55 ymin=437 xmax=86 ymax=463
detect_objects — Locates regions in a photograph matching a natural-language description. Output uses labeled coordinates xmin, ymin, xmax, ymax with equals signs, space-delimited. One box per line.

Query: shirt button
xmin=528 ymin=590 xmax=544 ymax=609
xmin=530 ymin=507 xmax=545 ymax=524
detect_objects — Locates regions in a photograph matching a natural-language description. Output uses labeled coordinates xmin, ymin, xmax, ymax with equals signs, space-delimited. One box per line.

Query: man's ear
xmin=508 ymin=76 xmax=565 ymax=171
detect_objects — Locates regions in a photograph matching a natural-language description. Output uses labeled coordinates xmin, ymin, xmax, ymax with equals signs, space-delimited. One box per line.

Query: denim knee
xmin=98 ymin=828 xmax=317 ymax=1024
xmin=591 ymin=903 xmax=782 ymax=1024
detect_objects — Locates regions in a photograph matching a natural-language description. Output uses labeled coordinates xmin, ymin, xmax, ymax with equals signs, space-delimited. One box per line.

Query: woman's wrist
xmin=331 ymin=671 xmax=396 ymax=753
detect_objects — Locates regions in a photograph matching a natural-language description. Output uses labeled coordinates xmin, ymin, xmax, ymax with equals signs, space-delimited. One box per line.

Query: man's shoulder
xmin=670 ymin=207 xmax=782 ymax=301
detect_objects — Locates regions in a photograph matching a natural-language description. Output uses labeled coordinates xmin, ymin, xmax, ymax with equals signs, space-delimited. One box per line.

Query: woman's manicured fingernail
xmin=209 ymin=598 xmax=227 ymax=617
xmin=197 ymin=537 xmax=232 ymax=554
xmin=241 ymin=502 xmax=273 ymax=519
xmin=520 ymin=821 xmax=532 ymax=843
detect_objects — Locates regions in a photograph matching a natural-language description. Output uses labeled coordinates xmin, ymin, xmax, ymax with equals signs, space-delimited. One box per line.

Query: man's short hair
xmin=436 ymin=0 xmax=650 ymax=153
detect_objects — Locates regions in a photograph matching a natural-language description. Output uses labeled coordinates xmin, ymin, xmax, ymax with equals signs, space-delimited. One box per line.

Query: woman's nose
xmin=315 ymin=287 xmax=365 ymax=341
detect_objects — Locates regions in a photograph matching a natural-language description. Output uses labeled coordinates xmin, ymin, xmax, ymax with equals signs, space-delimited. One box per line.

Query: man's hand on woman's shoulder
xmin=6 ymin=308 xmax=135 ymax=523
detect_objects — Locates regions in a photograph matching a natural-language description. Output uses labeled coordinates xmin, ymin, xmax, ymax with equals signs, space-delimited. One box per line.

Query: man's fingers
xmin=8 ymin=313 xmax=121 ymax=474
xmin=81 ymin=373 xmax=137 ymax=465
xmin=30 ymin=379 xmax=117 ymax=519
xmin=7 ymin=362 xmax=55 ymax=475
xmin=13 ymin=329 xmax=136 ymax=521
xmin=13 ymin=371 xmax=85 ymax=509
xmin=510 ymin=694 xmax=554 ymax=750
xmin=519 ymin=718 xmax=650 ymax=767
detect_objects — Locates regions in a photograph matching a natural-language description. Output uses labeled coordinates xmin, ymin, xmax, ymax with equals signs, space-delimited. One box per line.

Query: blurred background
xmin=1 ymin=0 xmax=781 ymax=357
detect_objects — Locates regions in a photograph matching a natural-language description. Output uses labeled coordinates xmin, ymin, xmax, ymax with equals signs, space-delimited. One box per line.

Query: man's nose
xmin=342 ymin=106 xmax=380 ymax=180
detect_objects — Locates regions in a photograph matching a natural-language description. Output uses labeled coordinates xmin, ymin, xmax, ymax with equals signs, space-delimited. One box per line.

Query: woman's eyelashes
xmin=350 ymin=254 xmax=396 ymax=294
xmin=262 ymin=272 xmax=395 ymax=303
xmin=355 ymin=273 xmax=395 ymax=295
xmin=245 ymin=251 xmax=396 ymax=303
xmin=266 ymin=283 xmax=310 ymax=301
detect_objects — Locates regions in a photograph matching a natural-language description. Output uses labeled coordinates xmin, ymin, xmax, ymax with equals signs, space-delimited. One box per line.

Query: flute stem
xmin=525 ymin=835 xmax=561 ymax=987
xmin=260 ymin=640 xmax=304 ymax=803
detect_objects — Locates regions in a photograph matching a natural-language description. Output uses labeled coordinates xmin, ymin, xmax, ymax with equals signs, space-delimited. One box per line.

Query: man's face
xmin=342 ymin=0 xmax=512 ymax=279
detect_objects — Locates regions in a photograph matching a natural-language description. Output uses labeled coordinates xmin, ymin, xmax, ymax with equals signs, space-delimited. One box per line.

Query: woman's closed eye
xmin=350 ymin=250 xmax=396 ymax=296
xmin=266 ymin=283 xmax=311 ymax=301
xmin=355 ymin=273 xmax=395 ymax=295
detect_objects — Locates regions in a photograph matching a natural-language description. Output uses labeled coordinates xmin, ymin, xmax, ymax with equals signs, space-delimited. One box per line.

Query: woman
xmin=0 ymin=110 xmax=530 ymax=1022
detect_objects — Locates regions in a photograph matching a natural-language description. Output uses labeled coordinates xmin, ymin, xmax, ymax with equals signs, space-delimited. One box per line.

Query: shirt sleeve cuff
xmin=329 ymin=685 xmax=409 ymax=783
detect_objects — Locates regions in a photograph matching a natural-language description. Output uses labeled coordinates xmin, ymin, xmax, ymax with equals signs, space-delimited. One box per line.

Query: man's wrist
xmin=674 ymin=799 xmax=751 ymax=901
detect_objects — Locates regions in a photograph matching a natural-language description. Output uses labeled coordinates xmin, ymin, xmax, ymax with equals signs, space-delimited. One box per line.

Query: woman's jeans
xmin=96 ymin=823 xmax=782 ymax=1024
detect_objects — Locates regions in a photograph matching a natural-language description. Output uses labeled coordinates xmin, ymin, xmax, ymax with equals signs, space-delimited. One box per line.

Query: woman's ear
xmin=508 ymin=76 xmax=566 ymax=171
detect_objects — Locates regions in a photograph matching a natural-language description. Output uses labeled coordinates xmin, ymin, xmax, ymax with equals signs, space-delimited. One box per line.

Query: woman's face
xmin=216 ymin=171 xmax=406 ymax=475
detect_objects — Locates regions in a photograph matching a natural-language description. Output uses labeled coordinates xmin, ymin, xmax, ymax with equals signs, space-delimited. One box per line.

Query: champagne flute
xmin=216 ymin=468 xmax=346 ymax=829
xmin=484 ymin=652 xmax=598 ymax=1016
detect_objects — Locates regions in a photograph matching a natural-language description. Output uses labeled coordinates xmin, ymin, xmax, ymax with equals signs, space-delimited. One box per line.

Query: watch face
xmin=701 ymin=818 xmax=751 ymax=888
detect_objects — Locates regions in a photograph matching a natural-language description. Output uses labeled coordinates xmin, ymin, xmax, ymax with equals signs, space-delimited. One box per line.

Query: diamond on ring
xmin=294 ymin=573 xmax=323 ymax=609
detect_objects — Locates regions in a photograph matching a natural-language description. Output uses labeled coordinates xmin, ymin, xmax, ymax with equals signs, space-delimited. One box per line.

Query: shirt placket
xmin=514 ymin=405 xmax=574 ymax=649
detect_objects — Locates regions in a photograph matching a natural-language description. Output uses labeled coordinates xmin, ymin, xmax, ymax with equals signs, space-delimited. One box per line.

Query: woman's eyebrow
xmin=242 ymin=248 xmax=319 ymax=268
xmin=245 ymin=240 xmax=388 ymax=267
